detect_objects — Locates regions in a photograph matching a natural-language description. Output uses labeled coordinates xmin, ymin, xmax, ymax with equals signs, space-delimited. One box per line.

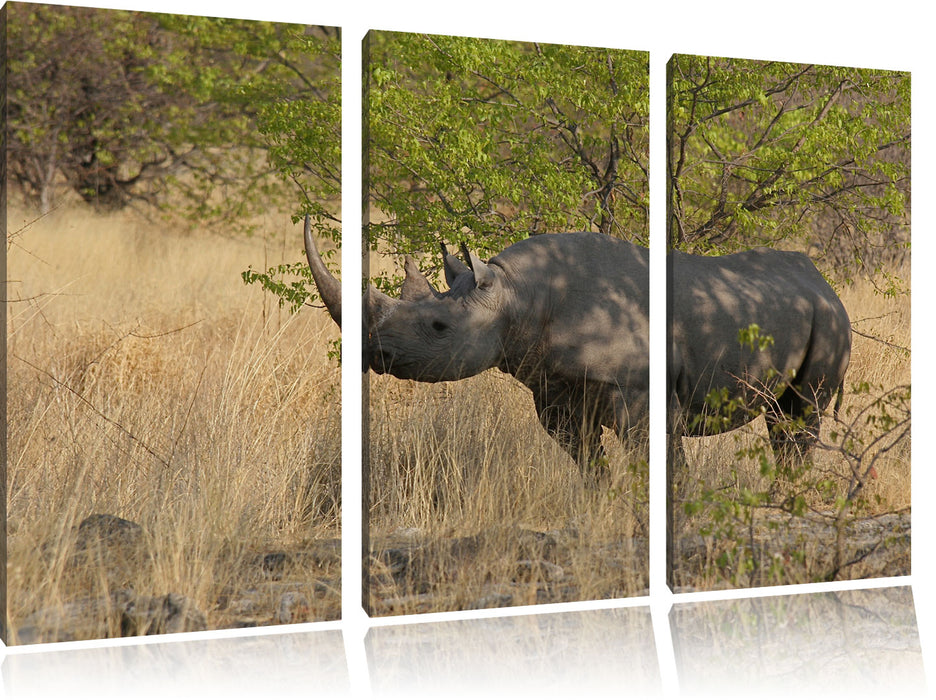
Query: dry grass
xmin=6 ymin=202 xmax=341 ymax=642
xmin=673 ymin=264 xmax=911 ymax=589
xmin=835 ymin=269 xmax=912 ymax=508
xmin=366 ymin=371 xmax=649 ymax=615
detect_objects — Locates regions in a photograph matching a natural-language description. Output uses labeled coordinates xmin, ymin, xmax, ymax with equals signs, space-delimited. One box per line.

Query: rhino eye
xmin=431 ymin=320 xmax=449 ymax=334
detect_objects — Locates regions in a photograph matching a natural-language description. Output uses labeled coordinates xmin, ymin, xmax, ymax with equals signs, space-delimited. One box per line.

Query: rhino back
xmin=670 ymin=247 xmax=850 ymax=413
xmin=493 ymin=232 xmax=650 ymax=388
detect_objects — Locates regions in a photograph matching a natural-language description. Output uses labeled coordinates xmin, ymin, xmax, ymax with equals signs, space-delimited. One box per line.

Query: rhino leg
xmin=764 ymin=385 xmax=824 ymax=469
xmin=532 ymin=389 xmax=607 ymax=478
xmin=666 ymin=431 xmax=689 ymax=588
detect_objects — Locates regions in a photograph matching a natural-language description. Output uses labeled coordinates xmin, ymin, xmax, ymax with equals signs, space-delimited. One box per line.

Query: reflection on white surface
xmin=671 ymin=586 xmax=925 ymax=696
xmin=2 ymin=629 xmax=349 ymax=700
xmin=2 ymin=587 xmax=925 ymax=698
xmin=366 ymin=606 xmax=661 ymax=698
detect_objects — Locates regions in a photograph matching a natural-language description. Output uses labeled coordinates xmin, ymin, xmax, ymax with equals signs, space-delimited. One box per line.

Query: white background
xmin=3 ymin=1 xmax=931 ymax=697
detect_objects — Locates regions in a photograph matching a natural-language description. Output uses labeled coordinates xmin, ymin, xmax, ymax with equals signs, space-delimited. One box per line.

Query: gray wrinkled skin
xmin=304 ymin=219 xmax=849 ymax=474
xmin=368 ymin=233 xmax=651 ymax=469
xmin=668 ymin=247 xmax=851 ymax=466
xmin=306 ymin=226 xmax=649 ymax=469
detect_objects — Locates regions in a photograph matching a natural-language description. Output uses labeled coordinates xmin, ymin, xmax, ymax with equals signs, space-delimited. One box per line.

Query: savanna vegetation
xmin=357 ymin=41 xmax=911 ymax=611
xmin=362 ymin=33 xmax=651 ymax=614
xmin=365 ymin=31 xmax=649 ymax=286
xmin=5 ymin=4 xmax=341 ymax=642
xmin=6 ymin=6 xmax=911 ymax=635
xmin=667 ymin=56 xmax=910 ymax=590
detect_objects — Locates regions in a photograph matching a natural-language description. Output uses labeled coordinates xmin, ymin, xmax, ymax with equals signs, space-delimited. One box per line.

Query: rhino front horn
xmin=303 ymin=215 xmax=342 ymax=327
xmin=365 ymin=283 xmax=401 ymax=324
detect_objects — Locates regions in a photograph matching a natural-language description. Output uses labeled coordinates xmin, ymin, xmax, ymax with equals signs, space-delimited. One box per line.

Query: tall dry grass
xmin=6 ymin=203 xmax=341 ymax=641
xmin=835 ymin=269 xmax=912 ymax=508
xmin=367 ymin=371 xmax=649 ymax=614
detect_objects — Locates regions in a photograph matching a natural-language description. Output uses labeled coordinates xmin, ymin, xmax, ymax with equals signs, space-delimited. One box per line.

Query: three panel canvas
xmin=2 ymin=2 xmax=911 ymax=644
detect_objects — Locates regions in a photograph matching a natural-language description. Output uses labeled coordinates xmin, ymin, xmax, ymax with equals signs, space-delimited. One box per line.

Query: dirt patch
xmin=673 ymin=511 xmax=910 ymax=591
xmin=368 ymin=525 xmax=648 ymax=615
xmin=12 ymin=514 xmax=341 ymax=644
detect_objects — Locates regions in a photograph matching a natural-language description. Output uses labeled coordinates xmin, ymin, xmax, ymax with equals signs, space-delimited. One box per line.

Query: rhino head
xmin=304 ymin=216 xmax=511 ymax=381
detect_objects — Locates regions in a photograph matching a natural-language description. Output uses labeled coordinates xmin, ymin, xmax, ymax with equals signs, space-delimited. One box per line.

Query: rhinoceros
xmin=668 ymin=247 xmax=851 ymax=467
xmin=304 ymin=218 xmax=649 ymax=468
xmin=302 ymin=216 xmax=850 ymax=474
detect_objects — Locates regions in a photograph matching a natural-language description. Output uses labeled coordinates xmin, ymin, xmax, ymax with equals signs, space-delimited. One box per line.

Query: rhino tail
xmin=833 ymin=379 xmax=845 ymax=421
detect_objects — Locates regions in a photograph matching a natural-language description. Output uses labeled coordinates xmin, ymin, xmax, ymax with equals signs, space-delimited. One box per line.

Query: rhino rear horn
xmin=459 ymin=241 xmax=473 ymax=269
xmin=303 ymin=215 xmax=342 ymax=327
xmin=400 ymin=255 xmax=441 ymax=301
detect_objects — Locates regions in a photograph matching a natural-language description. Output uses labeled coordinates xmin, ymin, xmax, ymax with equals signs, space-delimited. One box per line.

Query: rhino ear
xmin=441 ymin=242 xmax=471 ymax=287
xmin=400 ymin=255 xmax=441 ymax=302
xmin=463 ymin=247 xmax=494 ymax=290
xmin=459 ymin=241 xmax=473 ymax=268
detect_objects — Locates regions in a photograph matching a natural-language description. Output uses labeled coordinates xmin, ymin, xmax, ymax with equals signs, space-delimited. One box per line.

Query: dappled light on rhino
xmin=305 ymin=225 xmax=650 ymax=473
xmin=666 ymin=247 xmax=854 ymax=586
xmin=669 ymin=247 xmax=851 ymax=456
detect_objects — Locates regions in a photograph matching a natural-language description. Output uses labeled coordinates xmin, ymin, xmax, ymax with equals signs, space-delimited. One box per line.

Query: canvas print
xmin=4 ymin=3 xmax=341 ymax=643
xmin=352 ymin=30 xmax=650 ymax=615
xmin=666 ymin=55 xmax=910 ymax=591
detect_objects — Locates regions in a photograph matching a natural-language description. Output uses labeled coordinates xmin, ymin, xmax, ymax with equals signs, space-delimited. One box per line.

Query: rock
xmin=275 ymin=592 xmax=311 ymax=624
xmin=304 ymin=538 xmax=342 ymax=568
xmin=516 ymin=529 xmax=558 ymax=559
xmin=467 ymin=593 xmax=514 ymax=610
xmin=514 ymin=559 xmax=565 ymax=583
xmin=74 ymin=514 xmax=144 ymax=551
xmin=121 ymin=591 xmax=207 ymax=636
xmin=68 ymin=514 xmax=149 ymax=578
xmin=378 ymin=593 xmax=437 ymax=614
xmin=261 ymin=552 xmax=291 ymax=579
xmin=15 ymin=589 xmax=206 ymax=644
xmin=377 ymin=548 xmax=412 ymax=576
xmin=391 ymin=526 xmax=423 ymax=539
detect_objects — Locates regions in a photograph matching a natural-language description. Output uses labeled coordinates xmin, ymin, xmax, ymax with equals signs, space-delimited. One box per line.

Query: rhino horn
xmin=459 ymin=242 xmax=494 ymax=289
xmin=459 ymin=241 xmax=473 ymax=268
xmin=440 ymin=242 xmax=470 ymax=287
xmin=364 ymin=284 xmax=401 ymax=374
xmin=400 ymin=255 xmax=441 ymax=302
xmin=365 ymin=283 xmax=401 ymax=327
xmin=303 ymin=215 xmax=342 ymax=327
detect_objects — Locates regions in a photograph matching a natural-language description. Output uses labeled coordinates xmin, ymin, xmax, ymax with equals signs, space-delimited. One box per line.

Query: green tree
xmin=7 ymin=5 xmax=176 ymax=212
xmin=6 ymin=4 xmax=340 ymax=237
xmin=155 ymin=15 xmax=341 ymax=235
xmin=366 ymin=31 xmax=648 ymax=288
xmin=667 ymin=55 xmax=910 ymax=279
